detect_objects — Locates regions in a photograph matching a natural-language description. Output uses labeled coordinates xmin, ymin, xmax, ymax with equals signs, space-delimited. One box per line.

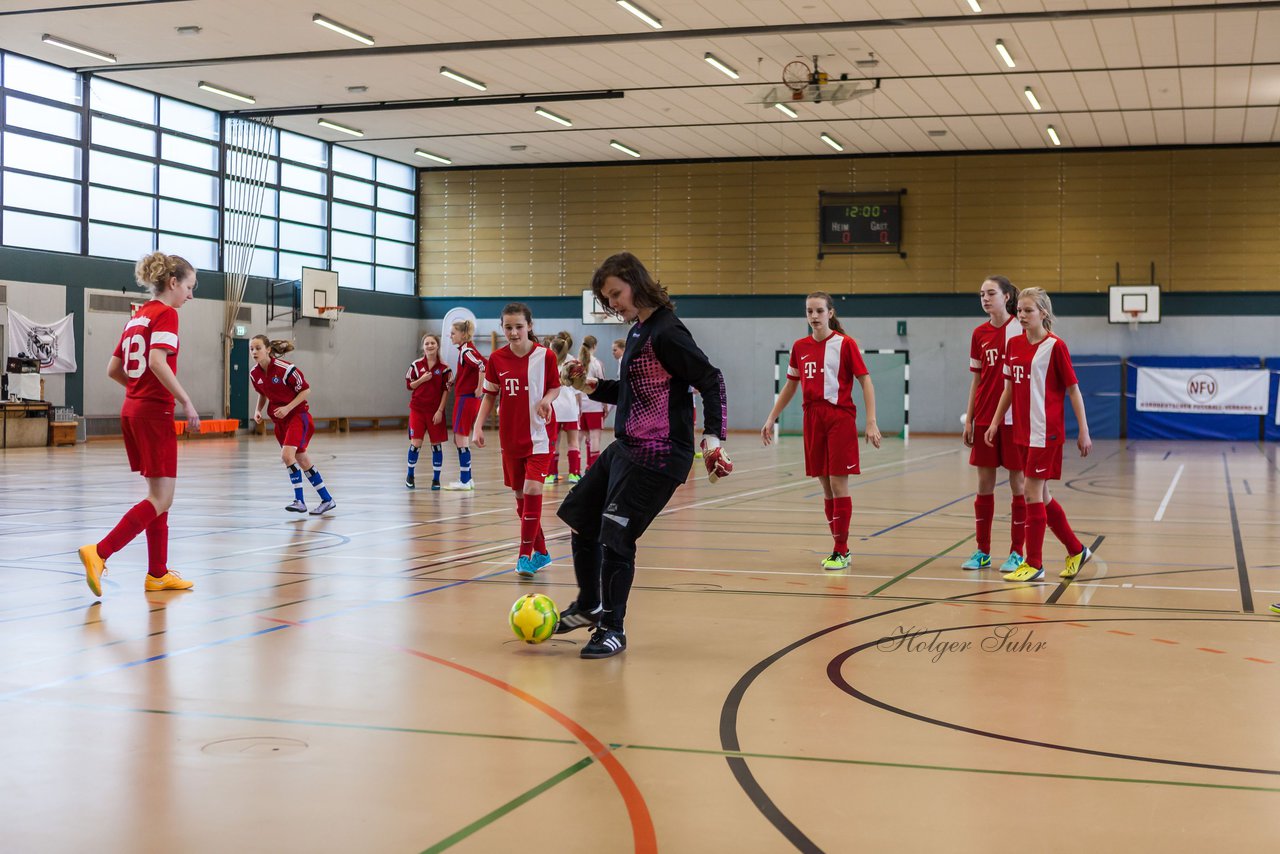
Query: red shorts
xmin=273 ymin=410 xmax=315 ymax=452
xmin=970 ymin=423 xmax=1022 ymax=471
xmin=803 ymin=403 xmax=860 ymax=477
xmin=122 ymin=415 xmax=177 ymax=479
xmin=410 ymin=408 xmax=448 ymax=444
xmin=1019 ymin=444 xmax=1063 ymax=481
xmin=580 ymin=411 xmax=605 ymax=431
xmin=453 ymin=395 xmax=481 ymax=436
xmin=502 ymin=452 xmax=553 ymax=489
xmin=555 ymin=417 xmax=580 ymax=431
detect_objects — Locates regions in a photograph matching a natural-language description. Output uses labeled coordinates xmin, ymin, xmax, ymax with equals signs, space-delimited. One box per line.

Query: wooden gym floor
xmin=1 ymin=433 xmax=1277 ymax=852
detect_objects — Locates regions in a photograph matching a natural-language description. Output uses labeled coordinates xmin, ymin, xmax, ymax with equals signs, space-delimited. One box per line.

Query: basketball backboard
xmin=1108 ymin=284 xmax=1161 ymax=324
xmin=301 ymin=268 xmax=338 ymax=321
xmin=582 ymin=290 xmax=626 ymax=325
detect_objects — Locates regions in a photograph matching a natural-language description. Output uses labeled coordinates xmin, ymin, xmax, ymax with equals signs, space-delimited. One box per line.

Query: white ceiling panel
xmin=0 ymin=0 xmax=1272 ymax=166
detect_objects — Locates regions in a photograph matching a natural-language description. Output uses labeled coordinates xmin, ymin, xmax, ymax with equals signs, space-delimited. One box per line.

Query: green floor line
xmin=867 ymin=533 xmax=976 ymax=596
xmin=19 ymin=699 xmax=580 ymax=749
xmin=420 ymin=756 xmax=595 ymax=853
xmin=622 ymin=743 xmax=1280 ymax=794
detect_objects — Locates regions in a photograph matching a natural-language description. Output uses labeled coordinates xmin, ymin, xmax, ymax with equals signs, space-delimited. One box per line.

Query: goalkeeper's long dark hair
xmin=591 ymin=252 xmax=673 ymax=316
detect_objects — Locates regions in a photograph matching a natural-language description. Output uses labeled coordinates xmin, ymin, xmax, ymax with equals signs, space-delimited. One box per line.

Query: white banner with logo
xmin=5 ymin=308 xmax=78 ymax=374
xmin=1136 ymin=366 xmax=1268 ymax=415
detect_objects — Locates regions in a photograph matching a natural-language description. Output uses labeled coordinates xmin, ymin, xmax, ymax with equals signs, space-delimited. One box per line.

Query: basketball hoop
xmin=782 ymin=59 xmax=811 ymax=100
xmin=317 ymin=305 xmax=345 ymax=328
xmin=1125 ymin=309 xmax=1140 ymax=330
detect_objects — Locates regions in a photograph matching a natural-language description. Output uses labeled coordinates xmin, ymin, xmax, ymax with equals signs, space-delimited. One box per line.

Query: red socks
xmin=1045 ymin=498 xmax=1083 ymax=555
xmin=518 ymin=493 xmax=544 ymax=558
xmin=587 ymin=450 xmax=600 ymax=468
xmin=831 ymin=496 xmax=852 ymax=553
xmin=568 ymin=450 xmax=581 ymax=477
xmin=1024 ymin=502 xmax=1048 ymax=568
xmin=145 ymin=512 xmax=169 ymax=578
xmin=1010 ymin=495 xmax=1027 ymax=555
xmin=974 ymin=494 xmax=995 ymax=554
xmin=98 ymin=500 xmax=158 ymax=560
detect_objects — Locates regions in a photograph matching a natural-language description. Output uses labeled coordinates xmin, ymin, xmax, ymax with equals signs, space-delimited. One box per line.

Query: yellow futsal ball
xmin=509 ymin=593 xmax=559 ymax=644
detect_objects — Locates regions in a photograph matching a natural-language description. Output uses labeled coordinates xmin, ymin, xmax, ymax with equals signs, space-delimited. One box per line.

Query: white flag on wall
xmin=1136 ymin=366 xmax=1268 ymax=415
xmin=5 ymin=308 xmax=78 ymax=374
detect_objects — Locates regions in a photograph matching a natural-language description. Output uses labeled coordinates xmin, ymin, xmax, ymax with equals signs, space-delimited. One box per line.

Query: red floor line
xmin=1196 ymin=648 xmax=1226 ymax=654
xmin=1152 ymin=638 xmax=1179 ymax=645
xmin=261 ymin=617 xmax=656 ymax=852
xmin=1245 ymin=657 xmax=1274 ymax=664
xmin=1107 ymin=630 xmax=1136 ymax=636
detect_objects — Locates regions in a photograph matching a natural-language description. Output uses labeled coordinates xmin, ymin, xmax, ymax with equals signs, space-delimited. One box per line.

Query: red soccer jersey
xmin=454 ymin=341 xmax=486 ymax=397
xmin=786 ymin=331 xmax=869 ymax=411
xmin=250 ymin=359 xmax=311 ymax=412
xmin=406 ymin=357 xmax=451 ymax=411
xmin=970 ymin=317 xmax=1020 ymax=427
xmin=1003 ymin=332 xmax=1079 ymax=448
xmin=481 ymin=343 xmax=560 ymax=457
xmin=114 ymin=299 xmax=180 ymax=418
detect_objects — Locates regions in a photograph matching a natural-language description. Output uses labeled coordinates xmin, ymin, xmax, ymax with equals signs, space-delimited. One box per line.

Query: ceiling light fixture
xmin=966 ymin=0 xmax=982 ymax=12
xmin=312 ymin=14 xmax=375 ymax=45
xmin=197 ymin=81 xmax=255 ymax=104
xmin=1024 ymin=86 xmax=1041 ymax=110
xmin=704 ymin=52 xmax=739 ymax=79
xmin=415 ymin=148 xmax=452 ymax=165
xmin=774 ymin=102 xmax=798 ymax=118
xmin=610 ymin=139 xmax=641 ymax=157
xmin=439 ymin=66 xmax=487 ymax=91
xmin=174 ymin=25 xmax=202 ymax=37
xmin=1046 ymin=125 xmax=1061 ymax=146
xmin=616 ymin=1 xmax=662 ymax=29
xmin=995 ymin=39 xmax=1016 ymax=68
xmin=317 ymin=118 xmax=363 ymax=137
xmin=820 ymin=132 xmax=844 ymax=152
xmin=41 ymin=34 xmax=116 ymax=63
xmin=534 ymin=107 xmax=573 ymax=127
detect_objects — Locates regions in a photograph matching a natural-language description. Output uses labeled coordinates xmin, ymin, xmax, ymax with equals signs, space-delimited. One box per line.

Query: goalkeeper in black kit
xmin=556 ymin=252 xmax=731 ymax=659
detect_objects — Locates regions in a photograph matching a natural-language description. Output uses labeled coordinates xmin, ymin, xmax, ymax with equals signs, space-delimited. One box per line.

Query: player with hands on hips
xmin=761 ymin=291 xmax=880 ymax=570
xmin=984 ymin=287 xmax=1092 ymax=582
xmin=250 ymin=336 xmax=336 ymax=515
xmin=405 ymin=333 xmax=451 ymax=490
xmin=78 ymin=251 xmax=200 ymax=596
xmin=444 ymin=319 xmax=487 ymax=491
xmin=556 ymin=252 xmax=729 ymax=659
xmin=471 ymin=303 xmax=560 ymax=578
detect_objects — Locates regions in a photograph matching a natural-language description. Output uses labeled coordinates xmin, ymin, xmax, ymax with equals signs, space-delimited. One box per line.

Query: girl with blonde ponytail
xmin=577 ymin=335 xmax=608 ymax=468
xmin=78 ymin=252 xmax=200 ymax=597
xmin=547 ymin=332 xmax=583 ymax=484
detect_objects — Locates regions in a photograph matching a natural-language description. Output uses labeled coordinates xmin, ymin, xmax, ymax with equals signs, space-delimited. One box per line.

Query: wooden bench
xmin=339 ymin=415 xmax=410 ymax=432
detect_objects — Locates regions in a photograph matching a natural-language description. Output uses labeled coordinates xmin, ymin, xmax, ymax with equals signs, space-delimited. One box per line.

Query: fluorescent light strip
xmin=41 ymin=34 xmax=115 ymax=63
xmin=1024 ymin=86 xmax=1042 ymax=111
xmin=439 ymin=66 xmax=487 ymax=91
xmin=534 ymin=107 xmax=572 ymax=127
xmin=617 ymin=0 xmax=662 ymax=29
xmin=317 ymin=118 xmax=363 ymax=137
xmin=704 ymin=52 xmax=739 ymax=79
xmin=1046 ymin=125 xmax=1061 ymax=146
xmin=774 ymin=102 xmax=798 ymax=119
xmin=197 ymin=81 xmax=256 ymax=104
xmin=415 ymin=148 xmax=452 ymax=165
xmin=995 ymin=39 xmax=1016 ymax=68
xmin=820 ymin=132 xmax=843 ymax=152
xmin=967 ymin=0 xmax=982 ymax=12
xmin=312 ymin=14 xmax=374 ymax=46
xmin=610 ymin=139 xmax=640 ymax=158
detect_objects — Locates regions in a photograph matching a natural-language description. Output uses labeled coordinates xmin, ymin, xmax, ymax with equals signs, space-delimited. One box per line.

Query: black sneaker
xmin=580 ymin=627 xmax=626 ymax=659
xmin=405 ymin=473 xmax=415 ymax=489
xmin=554 ymin=603 xmax=599 ymax=635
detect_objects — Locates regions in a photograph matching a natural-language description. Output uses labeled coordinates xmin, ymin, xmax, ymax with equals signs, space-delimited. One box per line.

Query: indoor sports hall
xmin=1 ymin=2 xmax=1278 ymax=852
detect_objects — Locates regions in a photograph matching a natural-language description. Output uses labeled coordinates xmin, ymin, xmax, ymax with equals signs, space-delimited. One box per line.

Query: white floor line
xmin=1153 ymin=464 xmax=1185 ymax=522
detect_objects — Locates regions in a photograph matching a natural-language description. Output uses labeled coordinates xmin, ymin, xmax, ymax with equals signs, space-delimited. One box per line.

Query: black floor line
xmin=1223 ymin=455 xmax=1254 ymax=613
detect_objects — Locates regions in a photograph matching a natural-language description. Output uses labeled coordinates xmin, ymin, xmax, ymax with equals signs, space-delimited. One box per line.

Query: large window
xmin=0 ymin=50 xmax=418 ymax=294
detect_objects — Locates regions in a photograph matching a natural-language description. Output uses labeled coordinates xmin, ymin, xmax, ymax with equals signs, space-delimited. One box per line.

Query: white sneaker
xmin=442 ymin=481 xmax=474 ymax=492
xmin=309 ymin=499 xmax=337 ymax=515
xmin=285 ymin=499 xmax=308 ymax=513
